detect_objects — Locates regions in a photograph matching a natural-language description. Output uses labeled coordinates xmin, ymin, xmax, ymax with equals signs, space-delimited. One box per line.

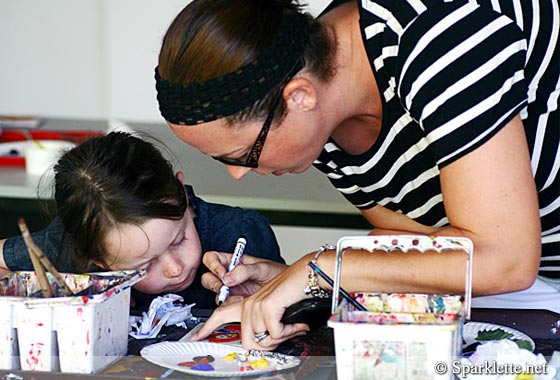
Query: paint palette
xmin=140 ymin=341 xmax=300 ymax=377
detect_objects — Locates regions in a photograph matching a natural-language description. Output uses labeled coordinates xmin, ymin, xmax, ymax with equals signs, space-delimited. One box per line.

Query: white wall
xmin=0 ymin=0 xmax=330 ymax=122
xmin=272 ymin=226 xmax=371 ymax=264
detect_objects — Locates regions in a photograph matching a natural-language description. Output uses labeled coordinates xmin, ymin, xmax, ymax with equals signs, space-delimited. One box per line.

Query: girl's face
xmin=101 ymin=208 xmax=202 ymax=294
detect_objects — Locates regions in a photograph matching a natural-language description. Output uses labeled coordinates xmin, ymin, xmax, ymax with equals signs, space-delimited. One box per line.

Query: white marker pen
xmin=217 ymin=236 xmax=247 ymax=305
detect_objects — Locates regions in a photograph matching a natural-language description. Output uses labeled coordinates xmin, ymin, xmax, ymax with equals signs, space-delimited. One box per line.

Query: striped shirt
xmin=314 ymin=0 xmax=560 ymax=278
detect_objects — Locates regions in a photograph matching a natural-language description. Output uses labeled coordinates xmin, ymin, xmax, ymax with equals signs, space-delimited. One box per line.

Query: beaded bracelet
xmin=303 ymin=244 xmax=335 ymax=298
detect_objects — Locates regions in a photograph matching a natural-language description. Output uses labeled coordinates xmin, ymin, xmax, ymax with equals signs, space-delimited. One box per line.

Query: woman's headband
xmin=155 ymin=13 xmax=310 ymax=125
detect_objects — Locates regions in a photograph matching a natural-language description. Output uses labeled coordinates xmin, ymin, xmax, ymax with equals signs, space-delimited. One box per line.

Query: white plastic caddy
xmin=328 ymin=235 xmax=473 ymax=380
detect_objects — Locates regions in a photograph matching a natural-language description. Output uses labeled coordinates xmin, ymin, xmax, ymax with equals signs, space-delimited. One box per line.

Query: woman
xmin=0 ymin=132 xmax=285 ymax=311
xmin=154 ymin=0 xmax=559 ymax=348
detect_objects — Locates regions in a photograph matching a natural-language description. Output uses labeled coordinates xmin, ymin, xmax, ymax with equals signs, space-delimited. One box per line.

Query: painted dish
xmin=140 ymin=341 xmax=300 ymax=377
xmin=463 ymin=322 xmax=535 ymax=351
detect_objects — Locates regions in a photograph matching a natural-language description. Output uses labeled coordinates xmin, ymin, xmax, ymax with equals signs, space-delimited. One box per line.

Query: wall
xmin=0 ymin=0 xmax=330 ymax=121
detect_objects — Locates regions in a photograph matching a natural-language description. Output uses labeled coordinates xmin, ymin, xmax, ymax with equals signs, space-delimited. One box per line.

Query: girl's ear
xmin=175 ymin=171 xmax=184 ymax=183
xmin=91 ymin=260 xmax=108 ymax=270
xmin=283 ymin=78 xmax=317 ymax=111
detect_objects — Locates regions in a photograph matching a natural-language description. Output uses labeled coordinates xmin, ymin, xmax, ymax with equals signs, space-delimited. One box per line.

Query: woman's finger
xmin=242 ymin=323 xmax=309 ymax=350
xmin=224 ymin=261 xmax=286 ymax=286
xmin=191 ymin=303 xmax=241 ymax=341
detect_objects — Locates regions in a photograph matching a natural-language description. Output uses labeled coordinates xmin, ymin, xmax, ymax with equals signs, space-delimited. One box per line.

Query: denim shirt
xmin=2 ymin=185 xmax=284 ymax=311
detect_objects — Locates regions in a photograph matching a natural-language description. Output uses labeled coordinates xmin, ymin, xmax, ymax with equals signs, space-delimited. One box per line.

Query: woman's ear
xmin=283 ymin=78 xmax=317 ymax=111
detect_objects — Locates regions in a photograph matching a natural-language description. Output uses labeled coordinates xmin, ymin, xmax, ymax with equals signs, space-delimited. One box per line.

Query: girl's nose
xmin=226 ymin=165 xmax=252 ymax=180
xmin=163 ymin=256 xmax=182 ymax=278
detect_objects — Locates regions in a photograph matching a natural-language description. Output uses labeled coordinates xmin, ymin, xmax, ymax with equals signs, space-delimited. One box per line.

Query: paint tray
xmin=0 ymin=269 xmax=144 ymax=373
xmin=327 ymin=235 xmax=473 ymax=380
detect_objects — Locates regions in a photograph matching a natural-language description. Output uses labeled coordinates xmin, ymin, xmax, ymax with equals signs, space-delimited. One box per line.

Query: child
xmin=0 ymin=131 xmax=284 ymax=311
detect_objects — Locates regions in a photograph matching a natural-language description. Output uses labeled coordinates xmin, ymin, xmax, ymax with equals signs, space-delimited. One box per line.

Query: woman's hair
xmin=53 ymin=132 xmax=188 ymax=271
xmin=157 ymin=0 xmax=336 ymax=125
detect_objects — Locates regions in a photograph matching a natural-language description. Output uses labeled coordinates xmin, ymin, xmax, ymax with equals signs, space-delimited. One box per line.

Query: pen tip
xmin=218 ymin=301 xmax=223 ymax=306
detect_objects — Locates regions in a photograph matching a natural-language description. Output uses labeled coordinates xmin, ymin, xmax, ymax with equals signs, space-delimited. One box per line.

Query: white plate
xmin=463 ymin=322 xmax=535 ymax=351
xmin=140 ymin=341 xmax=300 ymax=377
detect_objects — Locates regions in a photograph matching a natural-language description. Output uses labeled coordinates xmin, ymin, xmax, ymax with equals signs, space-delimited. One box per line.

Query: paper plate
xmin=463 ymin=322 xmax=535 ymax=351
xmin=140 ymin=341 xmax=300 ymax=377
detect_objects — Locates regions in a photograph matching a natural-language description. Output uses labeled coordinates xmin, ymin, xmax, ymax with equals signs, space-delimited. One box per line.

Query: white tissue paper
xmin=129 ymin=294 xmax=195 ymax=339
xmin=459 ymin=340 xmax=556 ymax=379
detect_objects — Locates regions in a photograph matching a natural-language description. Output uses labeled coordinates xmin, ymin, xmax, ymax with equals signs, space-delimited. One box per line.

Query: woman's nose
xmin=226 ymin=165 xmax=252 ymax=180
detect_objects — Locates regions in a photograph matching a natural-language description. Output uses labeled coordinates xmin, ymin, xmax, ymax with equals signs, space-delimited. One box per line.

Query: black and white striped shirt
xmin=314 ymin=0 xmax=560 ymax=278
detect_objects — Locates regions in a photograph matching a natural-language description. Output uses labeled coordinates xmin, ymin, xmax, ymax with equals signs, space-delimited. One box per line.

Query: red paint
xmin=26 ymin=342 xmax=44 ymax=371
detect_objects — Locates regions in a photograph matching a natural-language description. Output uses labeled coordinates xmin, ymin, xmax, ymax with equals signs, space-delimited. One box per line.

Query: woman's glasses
xmin=212 ymin=92 xmax=282 ymax=168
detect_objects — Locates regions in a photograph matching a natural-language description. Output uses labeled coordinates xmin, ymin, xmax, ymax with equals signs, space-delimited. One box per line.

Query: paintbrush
xmin=18 ymin=219 xmax=53 ymax=297
xmin=17 ymin=218 xmax=73 ymax=296
xmin=308 ymin=261 xmax=367 ymax=311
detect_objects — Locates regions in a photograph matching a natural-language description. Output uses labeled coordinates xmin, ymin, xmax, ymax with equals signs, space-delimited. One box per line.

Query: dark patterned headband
xmin=155 ymin=13 xmax=310 ymax=125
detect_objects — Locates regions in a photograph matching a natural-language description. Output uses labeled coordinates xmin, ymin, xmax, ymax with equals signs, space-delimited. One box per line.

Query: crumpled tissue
xmin=129 ymin=294 xmax=195 ymax=339
xmin=459 ymin=340 xmax=556 ymax=379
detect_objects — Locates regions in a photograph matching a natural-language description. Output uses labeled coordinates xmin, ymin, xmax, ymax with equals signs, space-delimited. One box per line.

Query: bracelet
xmin=303 ymin=244 xmax=335 ymax=298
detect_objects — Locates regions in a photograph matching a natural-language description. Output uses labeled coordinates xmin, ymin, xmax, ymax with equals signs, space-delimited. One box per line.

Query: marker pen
xmin=218 ymin=236 xmax=247 ymax=305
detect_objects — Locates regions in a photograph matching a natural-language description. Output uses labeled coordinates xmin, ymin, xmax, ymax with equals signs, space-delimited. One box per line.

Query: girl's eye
xmin=171 ymin=236 xmax=188 ymax=248
xmin=143 ymin=258 xmax=157 ymax=272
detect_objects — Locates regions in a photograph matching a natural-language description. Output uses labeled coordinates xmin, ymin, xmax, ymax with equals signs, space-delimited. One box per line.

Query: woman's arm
xmin=361 ymin=115 xmax=540 ymax=296
xmin=194 ymin=115 xmax=541 ymax=349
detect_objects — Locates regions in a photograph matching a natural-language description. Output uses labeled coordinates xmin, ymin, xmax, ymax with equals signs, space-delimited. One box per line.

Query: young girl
xmin=0 ymin=131 xmax=285 ymax=311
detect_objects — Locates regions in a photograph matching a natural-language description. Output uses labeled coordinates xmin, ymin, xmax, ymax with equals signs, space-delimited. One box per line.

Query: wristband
xmin=303 ymin=244 xmax=335 ymax=298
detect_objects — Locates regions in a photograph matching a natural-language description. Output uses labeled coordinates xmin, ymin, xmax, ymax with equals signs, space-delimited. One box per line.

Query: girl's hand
xmin=194 ymin=253 xmax=313 ymax=350
xmin=201 ymin=251 xmax=287 ymax=305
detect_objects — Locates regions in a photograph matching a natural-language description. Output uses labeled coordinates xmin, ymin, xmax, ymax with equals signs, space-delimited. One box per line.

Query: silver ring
xmin=253 ymin=330 xmax=270 ymax=343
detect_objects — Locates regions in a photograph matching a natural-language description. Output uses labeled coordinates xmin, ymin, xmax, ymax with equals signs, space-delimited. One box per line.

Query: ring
xmin=253 ymin=330 xmax=270 ymax=343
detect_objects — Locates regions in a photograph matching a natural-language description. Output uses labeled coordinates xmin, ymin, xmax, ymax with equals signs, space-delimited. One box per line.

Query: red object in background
xmin=0 ymin=128 xmax=104 ymax=144
xmin=0 ymin=155 xmax=25 ymax=167
xmin=0 ymin=128 xmax=105 ymax=167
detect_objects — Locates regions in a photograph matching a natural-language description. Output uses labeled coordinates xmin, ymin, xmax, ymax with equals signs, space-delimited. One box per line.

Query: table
xmin=0 ymin=308 xmax=558 ymax=380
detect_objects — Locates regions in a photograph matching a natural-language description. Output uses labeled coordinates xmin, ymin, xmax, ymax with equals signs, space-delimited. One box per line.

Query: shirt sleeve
xmin=397 ymin=1 xmax=528 ymax=168
xmin=2 ymin=217 xmax=78 ymax=273
xmin=193 ymin=193 xmax=284 ymax=264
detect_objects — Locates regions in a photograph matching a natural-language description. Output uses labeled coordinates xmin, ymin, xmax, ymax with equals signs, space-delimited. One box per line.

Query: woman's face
xmin=168 ymin=111 xmax=329 ymax=180
xmin=102 ymin=208 xmax=202 ymax=294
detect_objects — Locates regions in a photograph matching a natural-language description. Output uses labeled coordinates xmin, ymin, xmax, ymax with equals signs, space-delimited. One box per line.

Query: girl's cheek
xmin=133 ymin=273 xmax=161 ymax=294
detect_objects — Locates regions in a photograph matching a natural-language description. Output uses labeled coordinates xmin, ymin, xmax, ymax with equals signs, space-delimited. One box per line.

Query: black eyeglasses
xmin=212 ymin=92 xmax=282 ymax=168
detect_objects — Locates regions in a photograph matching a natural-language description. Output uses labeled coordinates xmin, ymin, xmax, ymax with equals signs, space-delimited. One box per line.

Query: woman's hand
xmin=193 ymin=253 xmax=313 ymax=349
xmin=201 ymin=251 xmax=287 ymax=305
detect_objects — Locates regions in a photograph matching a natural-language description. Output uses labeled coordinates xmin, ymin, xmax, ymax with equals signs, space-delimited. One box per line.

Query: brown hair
xmin=158 ymin=0 xmax=335 ymax=124
xmin=54 ymin=132 xmax=188 ymax=271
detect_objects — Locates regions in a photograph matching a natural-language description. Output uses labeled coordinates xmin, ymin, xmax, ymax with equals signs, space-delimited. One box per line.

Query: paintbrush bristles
xmin=17 ymin=218 xmax=73 ymax=297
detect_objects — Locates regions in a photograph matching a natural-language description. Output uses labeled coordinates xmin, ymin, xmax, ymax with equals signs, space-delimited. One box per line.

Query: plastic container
xmin=24 ymin=139 xmax=76 ymax=176
xmin=328 ymin=235 xmax=473 ymax=380
xmin=0 ymin=270 xmax=144 ymax=373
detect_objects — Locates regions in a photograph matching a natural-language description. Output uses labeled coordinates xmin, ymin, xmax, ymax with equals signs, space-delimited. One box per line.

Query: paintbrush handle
xmin=18 ymin=218 xmax=73 ymax=296
xmin=308 ymin=261 xmax=367 ymax=311
xmin=18 ymin=219 xmax=53 ymax=297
